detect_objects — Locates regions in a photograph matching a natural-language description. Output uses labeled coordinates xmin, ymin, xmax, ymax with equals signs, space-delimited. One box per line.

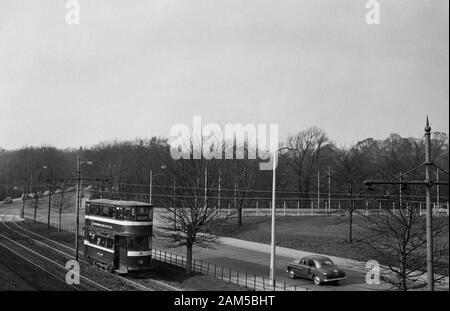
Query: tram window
xmin=88 ymin=231 xmax=97 ymax=244
xmin=92 ymin=205 xmax=99 ymax=216
xmin=137 ymin=207 xmax=145 ymax=215
xmin=115 ymin=207 xmax=122 ymax=219
xmin=123 ymin=207 xmax=132 ymax=220
xmin=106 ymin=239 xmax=114 ymax=249
xmin=128 ymin=236 xmax=148 ymax=251
xmin=136 ymin=207 xmax=149 ymax=220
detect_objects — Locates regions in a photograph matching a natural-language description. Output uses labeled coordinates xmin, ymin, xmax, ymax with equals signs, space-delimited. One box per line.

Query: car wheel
xmin=289 ymin=270 xmax=295 ymax=279
xmin=313 ymin=275 xmax=322 ymax=285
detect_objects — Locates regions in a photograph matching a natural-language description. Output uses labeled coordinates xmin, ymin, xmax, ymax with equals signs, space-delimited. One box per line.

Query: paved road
xmin=154 ymin=236 xmax=392 ymax=291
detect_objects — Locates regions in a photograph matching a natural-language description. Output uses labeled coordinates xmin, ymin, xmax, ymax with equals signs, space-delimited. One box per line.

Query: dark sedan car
xmin=286 ymin=255 xmax=346 ymax=285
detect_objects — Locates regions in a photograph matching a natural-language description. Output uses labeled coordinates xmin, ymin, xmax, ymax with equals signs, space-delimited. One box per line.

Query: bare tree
xmin=220 ymin=141 xmax=258 ymax=226
xmin=233 ymin=158 xmax=256 ymax=226
xmin=25 ymin=170 xmax=44 ymax=222
xmin=91 ymin=141 xmax=132 ymax=199
xmin=360 ymin=203 xmax=448 ymax=291
xmin=286 ymin=127 xmax=329 ymax=199
xmin=51 ymin=184 xmax=75 ymax=231
xmin=158 ymin=156 xmax=225 ymax=275
xmin=333 ymin=146 xmax=372 ymax=242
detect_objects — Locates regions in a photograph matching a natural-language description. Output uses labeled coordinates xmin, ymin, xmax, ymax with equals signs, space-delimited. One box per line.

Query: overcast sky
xmin=0 ymin=0 xmax=448 ymax=150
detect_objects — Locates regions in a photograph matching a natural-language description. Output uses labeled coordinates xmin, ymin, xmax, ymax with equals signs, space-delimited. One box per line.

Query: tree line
xmin=0 ymin=127 xmax=448 ymax=282
xmin=0 ymin=128 xmax=448 ymax=204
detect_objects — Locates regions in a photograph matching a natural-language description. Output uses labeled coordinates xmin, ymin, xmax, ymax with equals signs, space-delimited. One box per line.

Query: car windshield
xmin=319 ymin=259 xmax=334 ymax=267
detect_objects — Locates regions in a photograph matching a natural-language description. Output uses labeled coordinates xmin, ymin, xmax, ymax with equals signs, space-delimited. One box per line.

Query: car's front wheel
xmin=313 ymin=275 xmax=322 ymax=285
xmin=288 ymin=270 xmax=296 ymax=279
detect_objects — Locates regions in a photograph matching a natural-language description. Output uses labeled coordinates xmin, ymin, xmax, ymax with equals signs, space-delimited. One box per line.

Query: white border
xmin=84 ymin=240 xmax=114 ymax=253
xmin=127 ymin=250 xmax=152 ymax=257
xmin=85 ymin=215 xmax=152 ymax=226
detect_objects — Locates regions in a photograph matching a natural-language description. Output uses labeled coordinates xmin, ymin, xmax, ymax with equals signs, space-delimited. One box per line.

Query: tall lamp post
xmin=364 ymin=118 xmax=449 ymax=291
xmin=269 ymin=147 xmax=289 ymax=286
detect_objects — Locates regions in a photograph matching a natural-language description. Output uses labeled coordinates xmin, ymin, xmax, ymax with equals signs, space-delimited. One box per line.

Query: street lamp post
xmin=270 ymin=149 xmax=277 ymax=285
xmin=269 ymin=147 xmax=289 ymax=286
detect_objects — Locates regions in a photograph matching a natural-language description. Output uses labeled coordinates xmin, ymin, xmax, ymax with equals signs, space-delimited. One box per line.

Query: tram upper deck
xmin=85 ymin=199 xmax=153 ymax=235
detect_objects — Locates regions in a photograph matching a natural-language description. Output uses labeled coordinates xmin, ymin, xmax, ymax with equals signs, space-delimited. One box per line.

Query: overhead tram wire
xmin=84 ymin=183 xmax=445 ymax=200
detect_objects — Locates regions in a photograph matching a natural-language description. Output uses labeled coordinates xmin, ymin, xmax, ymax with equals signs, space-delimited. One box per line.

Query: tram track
xmin=6 ymin=222 xmax=181 ymax=291
xmin=0 ymin=228 xmax=105 ymax=291
xmin=0 ymin=240 xmax=81 ymax=291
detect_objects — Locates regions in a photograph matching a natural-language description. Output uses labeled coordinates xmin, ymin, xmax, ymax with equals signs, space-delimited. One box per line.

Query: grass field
xmin=208 ymin=215 xmax=449 ymax=275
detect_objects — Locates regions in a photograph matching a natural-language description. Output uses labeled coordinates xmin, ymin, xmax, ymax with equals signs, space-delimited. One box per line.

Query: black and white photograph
xmin=0 ymin=0 xmax=448 ymax=306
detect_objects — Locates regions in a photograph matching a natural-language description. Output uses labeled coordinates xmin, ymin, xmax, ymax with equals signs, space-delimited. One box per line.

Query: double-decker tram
xmin=83 ymin=199 xmax=153 ymax=273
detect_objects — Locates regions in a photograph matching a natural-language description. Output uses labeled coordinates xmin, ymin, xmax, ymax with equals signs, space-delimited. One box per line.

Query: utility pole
xmin=424 ymin=121 xmax=433 ymax=291
xmin=149 ymin=169 xmax=153 ymax=205
xmin=436 ymin=168 xmax=440 ymax=208
xmin=399 ymin=172 xmax=402 ymax=209
xmin=218 ymin=168 xmax=221 ymax=209
xmin=21 ymin=169 xmax=27 ymax=219
xmin=328 ymin=166 xmax=331 ymax=214
xmin=172 ymin=175 xmax=176 ymax=230
xmin=204 ymin=166 xmax=208 ymax=209
xmin=317 ymin=170 xmax=320 ymax=211
xmin=74 ymin=156 xmax=94 ymax=262
xmin=46 ymin=168 xmax=106 ymax=263
xmin=364 ymin=118 xmax=449 ymax=291
xmin=32 ymin=171 xmax=37 ymax=222
xmin=234 ymin=169 xmax=237 ymax=212
xmin=75 ymin=156 xmax=81 ymax=262
xmin=46 ymin=167 xmax=53 ymax=228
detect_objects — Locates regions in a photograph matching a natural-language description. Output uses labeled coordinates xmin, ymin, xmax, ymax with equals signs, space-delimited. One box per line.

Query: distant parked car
xmin=286 ymin=255 xmax=346 ymax=285
xmin=435 ymin=205 xmax=448 ymax=215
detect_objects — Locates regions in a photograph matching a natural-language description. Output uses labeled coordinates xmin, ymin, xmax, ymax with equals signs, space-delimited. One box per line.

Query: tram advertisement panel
xmin=85 ymin=216 xmax=152 ymax=235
